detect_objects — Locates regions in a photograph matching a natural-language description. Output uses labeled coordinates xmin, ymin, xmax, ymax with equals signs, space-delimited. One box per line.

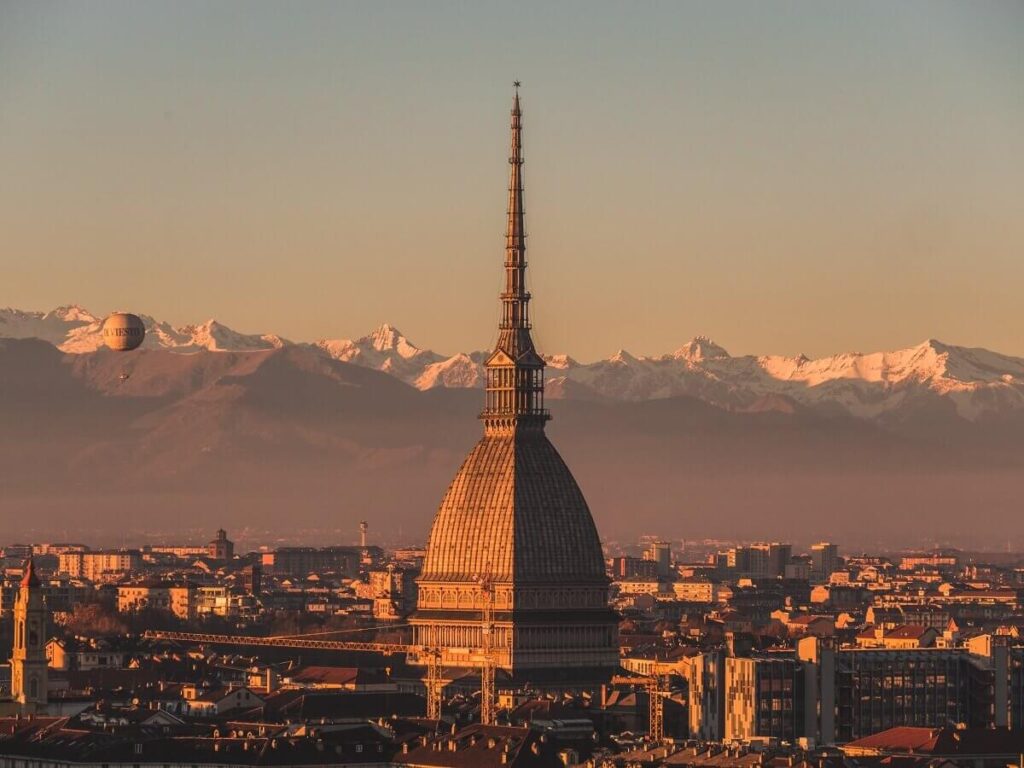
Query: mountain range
xmin=2 ymin=305 xmax=1023 ymax=547
xmin=4 ymin=305 xmax=1024 ymax=423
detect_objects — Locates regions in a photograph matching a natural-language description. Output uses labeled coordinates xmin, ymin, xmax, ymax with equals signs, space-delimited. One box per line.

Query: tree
xmin=61 ymin=601 xmax=128 ymax=637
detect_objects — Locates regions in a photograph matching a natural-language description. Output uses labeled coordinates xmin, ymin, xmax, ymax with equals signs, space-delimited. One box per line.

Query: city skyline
xmin=4 ymin=4 xmax=1024 ymax=754
xmin=3 ymin=2 xmax=1023 ymax=360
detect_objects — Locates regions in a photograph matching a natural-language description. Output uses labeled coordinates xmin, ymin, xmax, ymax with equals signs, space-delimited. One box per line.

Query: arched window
xmin=29 ymin=676 xmax=38 ymax=699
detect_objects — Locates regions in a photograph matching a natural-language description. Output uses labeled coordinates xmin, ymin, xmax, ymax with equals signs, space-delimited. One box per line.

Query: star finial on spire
xmin=513 ymin=80 xmax=521 ymax=89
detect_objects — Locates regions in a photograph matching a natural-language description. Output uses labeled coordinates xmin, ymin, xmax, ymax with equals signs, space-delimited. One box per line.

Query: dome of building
xmin=421 ymin=429 xmax=606 ymax=584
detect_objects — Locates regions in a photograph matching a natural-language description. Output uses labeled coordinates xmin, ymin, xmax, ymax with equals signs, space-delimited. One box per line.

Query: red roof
xmin=289 ymin=666 xmax=360 ymax=686
xmin=788 ymin=615 xmax=830 ymax=626
xmin=857 ymin=624 xmax=932 ymax=641
xmin=844 ymin=726 xmax=949 ymax=753
xmin=886 ymin=624 xmax=932 ymax=639
xmin=844 ymin=726 xmax=1024 ymax=756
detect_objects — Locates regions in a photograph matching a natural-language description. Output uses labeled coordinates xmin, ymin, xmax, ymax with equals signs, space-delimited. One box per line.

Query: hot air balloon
xmin=101 ymin=312 xmax=146 ymax=352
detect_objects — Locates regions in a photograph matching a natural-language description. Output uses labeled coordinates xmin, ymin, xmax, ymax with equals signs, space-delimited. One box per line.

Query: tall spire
xmin=482 ymin=84 xmax=548 ymax=432
xmin=506 ymin=82 xmax=526 ymax=297
xmin=20 ymin=557 xmax=39 ymax=588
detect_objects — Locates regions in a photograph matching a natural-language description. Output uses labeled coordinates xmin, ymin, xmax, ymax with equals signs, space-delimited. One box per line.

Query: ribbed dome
xmin=421 ymin=429 xmax=606 ymax=584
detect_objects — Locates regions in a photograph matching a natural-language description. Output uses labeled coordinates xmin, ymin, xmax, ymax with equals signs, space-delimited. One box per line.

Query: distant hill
xmin=1 ymin=333 xmax=1022 ymax=548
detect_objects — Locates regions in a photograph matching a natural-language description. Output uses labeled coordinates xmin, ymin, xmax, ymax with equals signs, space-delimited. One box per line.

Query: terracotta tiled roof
xmin=844 ymin=726 xmax=949 ymax=752
xmin=842 ymin=725 xmax=1024 ymax=756
xmin=0 ymin=717 xmax=394 ymax=765
xmin=885 ymin=624 xmax=931 ymax=639
xmin=401 ymin=723 xmax=565 ymax=767
xmin=287 ymin=666 xmax=359 ymax=686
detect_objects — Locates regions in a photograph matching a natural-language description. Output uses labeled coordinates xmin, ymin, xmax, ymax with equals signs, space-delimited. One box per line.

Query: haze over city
xmin=3 ymin=2 xmax=1024 ymax=549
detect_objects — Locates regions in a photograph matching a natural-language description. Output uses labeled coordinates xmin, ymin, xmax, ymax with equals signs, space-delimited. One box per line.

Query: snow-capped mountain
xmin=315 ymin=323 xmax=447 ymax=381
xmin=0 ymin=305 xmax=99 ymax=345
xmin=4 ymin=305 xmax=1024 ymax=421
xmin=414 ymin=352 xmax=488 ymax=390
xmin=555 ymin=338 xmax=1024 ymax=420
xmin=670 ymin=335 xmax=730 ymax=362
xmin=141 ymin=318 xmax=291 ymax=353
xmin=0 ymin=307 xmax=291 ymax=353
xmin=313 ymin=333 xmax=1024 ymax=422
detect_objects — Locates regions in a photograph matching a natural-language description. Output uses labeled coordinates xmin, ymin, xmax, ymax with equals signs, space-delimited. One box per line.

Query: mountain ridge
xmin=3 ymin=305 xmax=1024 ymax=422
xmin=1 ymin=335 xmax=1022 ymax=545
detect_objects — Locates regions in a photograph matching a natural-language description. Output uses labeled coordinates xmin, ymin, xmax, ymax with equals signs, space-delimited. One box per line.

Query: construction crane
xmin=478 ymin=574 xmax=496 ymax=725
xmin=143 ymin=629 xmax=444 ymax=719
xmin=610 ymin=673 xmax=669 ymax=741
xmin=146 ymin=576 xmax=508 ymax=727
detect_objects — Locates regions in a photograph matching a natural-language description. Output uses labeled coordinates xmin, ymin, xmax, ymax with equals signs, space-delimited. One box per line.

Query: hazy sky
xmin=2 ymin=1 xmax=1022 ymax=361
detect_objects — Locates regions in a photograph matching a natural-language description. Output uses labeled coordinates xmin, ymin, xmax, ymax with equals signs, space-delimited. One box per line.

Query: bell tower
xmin=11 ymin=558 xmax=48 ymax=713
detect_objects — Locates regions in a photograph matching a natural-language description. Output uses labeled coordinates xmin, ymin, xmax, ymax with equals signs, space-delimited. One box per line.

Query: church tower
xmin=410 ymin=86 xmax=618 ymax=686
xmin=11 ymin=558 xmax=48 ymax=713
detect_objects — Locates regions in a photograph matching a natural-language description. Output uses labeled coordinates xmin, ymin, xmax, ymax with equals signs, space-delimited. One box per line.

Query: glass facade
xmin=835 ymin=650 xmax=994 ymax=742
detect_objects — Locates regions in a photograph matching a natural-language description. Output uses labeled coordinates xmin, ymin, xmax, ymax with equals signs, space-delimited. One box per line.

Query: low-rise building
xmin=282 ymin=665 xmax=395 ymax=691
xmin=616 ymin=579 xmax=671 ymax=597
xmin=672 ymin=580 xmax=715 ymax=603
xmin=261 ymin=546 xmax=362 ymax=577
xmin=181 ymin=684 xmax=264 ymax=717
xmin=58 ymin=551 xmax=142 ymax=582
xmin=854 ymin=624 xmax=938 ymax=649
xmin=46 ymin=638 xmax=126 ymax=672
xmin=369 ymin=566 xmax=418 ymax=620
xmin=116 ymin=581 xmax=194 ymax=619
